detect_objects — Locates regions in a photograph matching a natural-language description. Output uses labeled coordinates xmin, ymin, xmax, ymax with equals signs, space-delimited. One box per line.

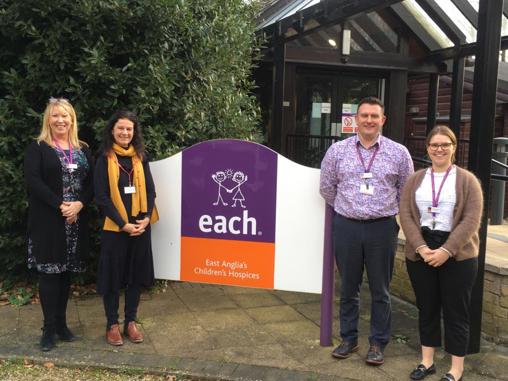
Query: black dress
xmin=24 ymin=141 xmax=93 ymax=271
xmin=94 ymin=153 xmax=156 ymax=294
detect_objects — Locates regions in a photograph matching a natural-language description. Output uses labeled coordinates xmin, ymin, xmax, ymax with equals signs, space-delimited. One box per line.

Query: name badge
xmin=360 ymin=183 xmax=374 ymax=195
xmin=124 ymin=186 xmax=136 ymax=194
xmin=361 ymin=172 xmax=373 ymax=179
xmin=67 ymin=163 xmax=78 ymax=170
xmin=428 ymin=206 xmax=440 ymax=213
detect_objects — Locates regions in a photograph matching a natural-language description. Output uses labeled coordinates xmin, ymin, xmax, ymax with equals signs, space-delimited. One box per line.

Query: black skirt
xmin=96 ymin=226 xmax=155 ymax=295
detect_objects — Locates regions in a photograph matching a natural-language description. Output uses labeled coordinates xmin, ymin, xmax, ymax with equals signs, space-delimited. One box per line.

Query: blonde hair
xmin=36 ymin=98 xmax=85 ymax=148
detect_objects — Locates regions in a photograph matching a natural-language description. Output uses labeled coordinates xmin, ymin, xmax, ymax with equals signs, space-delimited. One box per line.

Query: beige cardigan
xmin=399 ymin=166 xmax=483 ymax=262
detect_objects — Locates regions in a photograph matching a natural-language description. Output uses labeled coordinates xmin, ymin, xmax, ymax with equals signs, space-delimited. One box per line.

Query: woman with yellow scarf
xmin=94 ymin=111 xmax=158 ymax=346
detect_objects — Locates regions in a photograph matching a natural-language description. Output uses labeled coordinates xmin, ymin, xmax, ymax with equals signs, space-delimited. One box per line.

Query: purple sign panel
xmin=181 ymin=140 xmax=278 ymax=243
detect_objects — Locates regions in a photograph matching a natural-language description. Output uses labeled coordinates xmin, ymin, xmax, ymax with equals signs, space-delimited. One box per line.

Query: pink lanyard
xmin=430 ymin=165 xmax=452 ymax=215
xmin=356 ymin=142 xmax=379 ymax=174
xmin=54 ymin=140 xmax=73 ymax=166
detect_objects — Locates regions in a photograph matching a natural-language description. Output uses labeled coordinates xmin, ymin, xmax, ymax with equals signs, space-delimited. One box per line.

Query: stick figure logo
xmin=211 ymin=169 xmax=248 ymax=208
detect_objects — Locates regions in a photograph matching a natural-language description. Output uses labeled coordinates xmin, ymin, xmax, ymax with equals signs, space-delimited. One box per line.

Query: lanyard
xmin=117 ymin=161 xmax=134 ymax=186
xmin=430 ymin=165 xmax=452 ymax=211
xmin=356 ymin=142 xmax=379 ymax=173
xmin=54 ymin=140 xmax=73 ymax=166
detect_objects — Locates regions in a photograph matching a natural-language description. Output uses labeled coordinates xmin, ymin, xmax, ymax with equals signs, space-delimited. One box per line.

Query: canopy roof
xmin=257 ymin=0 xmax=508 ymax=62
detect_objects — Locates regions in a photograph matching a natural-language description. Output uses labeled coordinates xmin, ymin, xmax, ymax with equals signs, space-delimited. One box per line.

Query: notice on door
xmin=321 ymin=102 xmax=331 ymax=114
xmin=341 ymin=103 xmax=358 ymax=133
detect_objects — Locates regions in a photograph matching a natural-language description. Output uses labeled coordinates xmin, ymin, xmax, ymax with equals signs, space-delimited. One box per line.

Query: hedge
xmin=0 ymin=0 xmax=262 ymax=282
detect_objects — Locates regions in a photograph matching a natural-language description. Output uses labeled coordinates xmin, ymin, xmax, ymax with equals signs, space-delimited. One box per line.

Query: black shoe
xmin=56 ymin=325 xmax=76 ymax=342
xmin=331 ymin=340 xmax=359 ymax=359
xmin=40 ymin=328 xmax=55 ymax=352
xmin=440 ymin=373 xmax=463 ymax=381
xmin=365 ymin=344 xmax=384 ymax=366
xmin=410 ymin=364 xmax=436 ymax=380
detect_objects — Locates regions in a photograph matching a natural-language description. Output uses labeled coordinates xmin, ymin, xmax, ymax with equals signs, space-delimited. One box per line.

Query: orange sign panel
xmin=180 ymin=236 xmax=275 ymax=288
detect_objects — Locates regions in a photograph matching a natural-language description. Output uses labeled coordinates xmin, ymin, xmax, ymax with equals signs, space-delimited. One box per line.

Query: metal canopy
xmin=257 ymin=0 xmax=508 ymax=59
xmin=451 ymin=0 xmax=478 ymax=28
xmin=415 ymin=0 xmax=467 ymax=43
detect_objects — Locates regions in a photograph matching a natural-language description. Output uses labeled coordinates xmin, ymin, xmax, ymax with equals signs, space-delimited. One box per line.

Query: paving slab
xmin=0 ymin=306 xmax=19 ymax=338
xmin=245 ymin=305 xmax=304 ymax=324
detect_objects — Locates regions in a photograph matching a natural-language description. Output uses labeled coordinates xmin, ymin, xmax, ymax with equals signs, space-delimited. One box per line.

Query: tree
xmin=0 ymin=0 xmax=262 ymax=281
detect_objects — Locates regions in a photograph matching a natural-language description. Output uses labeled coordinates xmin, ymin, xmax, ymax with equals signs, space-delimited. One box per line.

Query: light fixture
xmin=342 ymin=28 xmax=351 ymax=57
xmin=328 ymin=38 xmax=337 ymax=47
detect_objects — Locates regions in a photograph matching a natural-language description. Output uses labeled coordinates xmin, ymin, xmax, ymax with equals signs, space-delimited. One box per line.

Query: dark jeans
xmin=333 ymin=214 xmax=399 ymax=347
xmin=406 ymin=256 xmax=478 ymax=356
xmin=39 ymin=272 xmax=71 ymax=331
xmin=102 ymin=284 xmax=141 ymax=329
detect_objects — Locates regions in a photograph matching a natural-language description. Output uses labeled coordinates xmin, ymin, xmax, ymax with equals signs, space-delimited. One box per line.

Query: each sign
xmin=150 ymin=140 xmax=325 ymax=293
xmin=180 ymin=141 xmax=277 ymax=288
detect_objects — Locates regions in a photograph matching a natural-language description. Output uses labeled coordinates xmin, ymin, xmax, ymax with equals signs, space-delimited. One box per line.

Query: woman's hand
xmin=423 ymin=248 xmax=450 ymax=267
xmin=122 ymin=222 xmax=145 ymax=236
xmin=66 ymin=215 xmax=77 ymax=224
xmin=135 ymin=217 xmax=150 ymax=230
xmin=60 ymin=201 xmax=83 ymax=219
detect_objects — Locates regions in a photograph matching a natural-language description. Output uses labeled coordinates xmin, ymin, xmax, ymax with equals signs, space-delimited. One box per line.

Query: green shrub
xmin=0 ymin=0 xmax=262 ymax=283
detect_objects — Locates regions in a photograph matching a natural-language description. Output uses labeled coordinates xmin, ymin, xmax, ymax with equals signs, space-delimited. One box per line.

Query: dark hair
xmin=357 ymin=96 xmax=385 ymax=113
xmin=426 ymin=125 xmax=457 ymax=163
xmin=99 ymin=110 xmax=145 ymax=158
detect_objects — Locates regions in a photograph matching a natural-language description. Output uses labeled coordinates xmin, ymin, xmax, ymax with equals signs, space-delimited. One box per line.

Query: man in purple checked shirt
xmin=320 ymin=97 xmax=413 ymax=366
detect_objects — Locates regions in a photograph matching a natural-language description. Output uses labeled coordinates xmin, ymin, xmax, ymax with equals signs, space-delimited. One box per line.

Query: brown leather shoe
xmin=124 ymin=321 xmax=144 ymax=343
xmin=106 ymin=324 xmax=123 ymax=346
xmin=365 ymin=344 xmax=384 ymax=365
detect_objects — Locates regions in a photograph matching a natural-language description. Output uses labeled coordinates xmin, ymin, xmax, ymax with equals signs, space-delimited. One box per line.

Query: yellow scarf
xmin=103 ymin=143 xmax=159 ymax=231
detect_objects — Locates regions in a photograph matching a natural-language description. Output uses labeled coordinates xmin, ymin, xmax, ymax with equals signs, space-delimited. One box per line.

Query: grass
xmin=0 ymin=359 xmax=194 ymax=381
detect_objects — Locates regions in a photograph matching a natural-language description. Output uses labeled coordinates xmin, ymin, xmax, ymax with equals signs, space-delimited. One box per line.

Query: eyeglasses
xmin=48 ymin=97 xmax=70 ymax=104
xmin=428 ymin=142 xmax=453 ymax=151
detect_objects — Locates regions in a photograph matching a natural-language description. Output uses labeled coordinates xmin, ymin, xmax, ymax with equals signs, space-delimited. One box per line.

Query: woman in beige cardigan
xmin=399 ymin=125 xmax=483 ymax=381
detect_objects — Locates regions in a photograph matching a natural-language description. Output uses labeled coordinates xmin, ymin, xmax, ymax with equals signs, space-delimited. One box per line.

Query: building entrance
xmin=288 ymin=70 xmax=384 ymax=167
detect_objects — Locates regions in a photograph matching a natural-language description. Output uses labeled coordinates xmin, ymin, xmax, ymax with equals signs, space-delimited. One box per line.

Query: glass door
xmin=292 ymin=70 xmax=384 ymax=167
xmin=291 ymin=75 xmax=333 ymax=167
xmin=335 ymin=76 xmax=384 ymax=138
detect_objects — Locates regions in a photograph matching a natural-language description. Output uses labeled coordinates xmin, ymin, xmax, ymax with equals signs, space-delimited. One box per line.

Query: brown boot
xmin=124 ymin=321 xmax=144 ymax=343
xmin=106 ymin=324 xmax=123 ymax=346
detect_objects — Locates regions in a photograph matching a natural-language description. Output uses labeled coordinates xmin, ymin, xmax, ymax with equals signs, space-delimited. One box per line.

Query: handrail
xmin=411 ymin=156 xmax=508 ymax=181
xmin=492 ymin=158 xmax=508 ymax=170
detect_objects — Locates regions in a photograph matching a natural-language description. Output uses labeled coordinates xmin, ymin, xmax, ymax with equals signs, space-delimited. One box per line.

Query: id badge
xmin=428 ymin=206 xmax=440 ymax=213
xmin=67 ymin=163 xmax=78 ymax=170
xmin=360 ymin=183 xmax=374 ymax=195
xmin=361 ymin=172 xmax=373 ymax=179
xmin=124 ymin=186 xmax=136 ymax=194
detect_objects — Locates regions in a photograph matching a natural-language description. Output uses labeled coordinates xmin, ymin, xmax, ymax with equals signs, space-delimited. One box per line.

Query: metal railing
xmin=286 ymin=134 xmax=508 ymax=181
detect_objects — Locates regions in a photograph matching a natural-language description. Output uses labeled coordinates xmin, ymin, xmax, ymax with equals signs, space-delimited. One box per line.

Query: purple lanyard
xmin=356 ymin=142 xmax=379 ymax=173
xmin=54 ymin=140 xmax=73 ymax=166
xmin=430 ymin=166 xmax=452 ymax=212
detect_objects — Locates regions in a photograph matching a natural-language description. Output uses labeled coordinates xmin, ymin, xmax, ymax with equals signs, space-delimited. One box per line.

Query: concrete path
xmin=0 ymin=278 xmax=507 ymax=381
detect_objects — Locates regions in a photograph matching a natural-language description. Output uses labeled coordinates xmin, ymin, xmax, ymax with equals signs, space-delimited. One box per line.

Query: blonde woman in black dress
xmin=24 ymin=98 xmax=93 ymax=351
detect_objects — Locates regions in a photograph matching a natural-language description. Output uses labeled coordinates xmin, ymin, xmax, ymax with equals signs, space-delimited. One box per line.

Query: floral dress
xmin=28 ymin=147 xmax=89 ymax=273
